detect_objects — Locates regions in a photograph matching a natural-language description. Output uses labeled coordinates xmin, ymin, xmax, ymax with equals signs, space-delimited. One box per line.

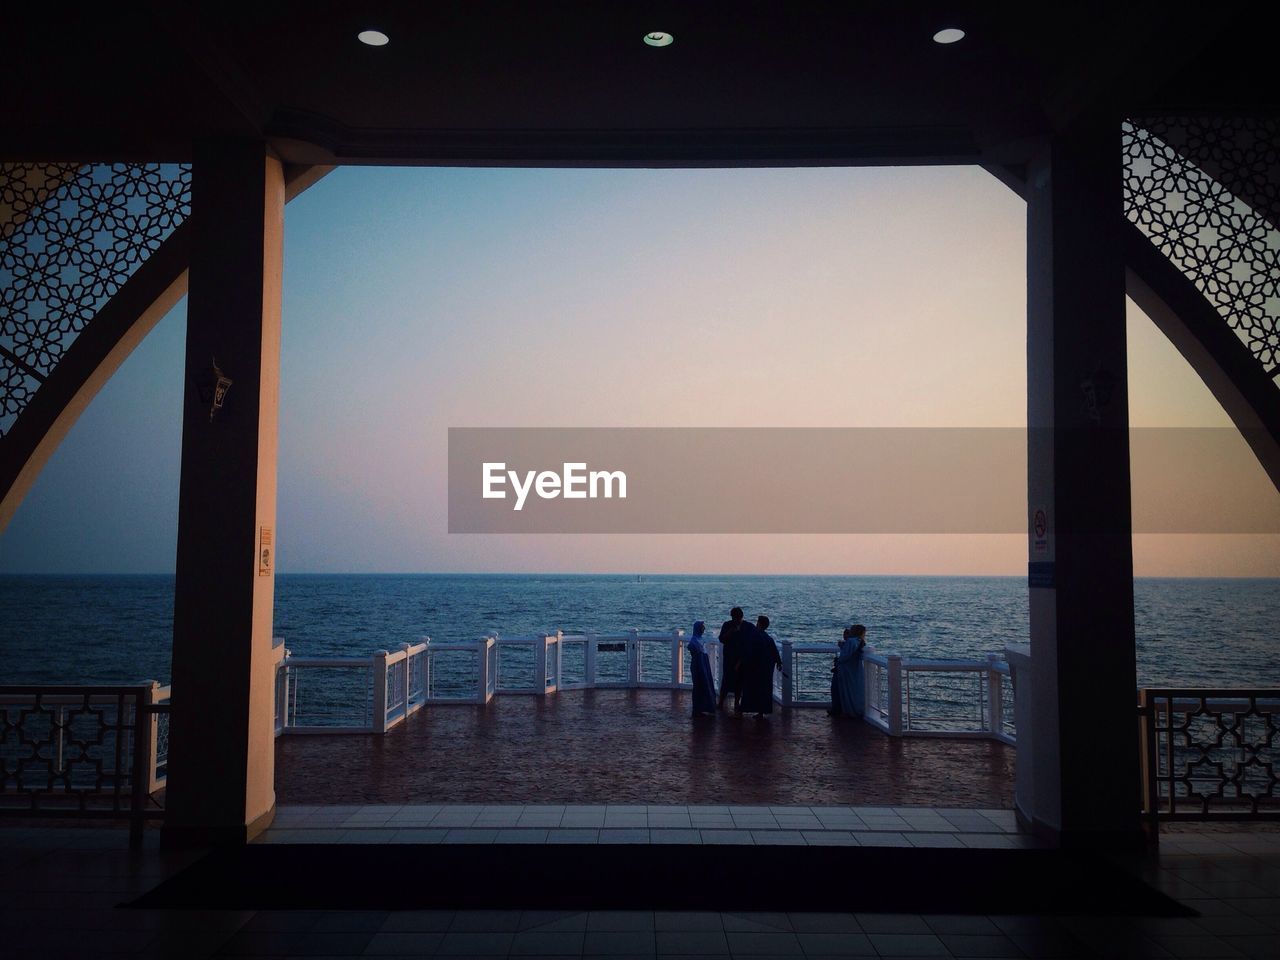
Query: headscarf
xmin=690 ymin=620 xmax=706 ymax=652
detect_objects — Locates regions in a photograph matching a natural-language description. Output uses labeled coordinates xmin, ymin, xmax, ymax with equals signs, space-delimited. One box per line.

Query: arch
xmin=0 ymin=164 xmax=331 ymax=532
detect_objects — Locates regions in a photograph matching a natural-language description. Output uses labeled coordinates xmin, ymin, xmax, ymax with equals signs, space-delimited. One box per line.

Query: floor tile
xmin=655 ymin=913 xmax=725 ymax=931
xmin=584 ymin=929 xmax=659 ymax=954
xmin=656 ymin=930 xmax=731 ymax=954
xmin=588 ymin=912 xmax=657 ymax=930
xmin=794 ymin=931 xmax=874 ymax=954
xmin=865 ymin=932 xmax=950 ymax=956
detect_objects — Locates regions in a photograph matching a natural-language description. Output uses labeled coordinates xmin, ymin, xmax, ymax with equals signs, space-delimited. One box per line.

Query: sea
xmin=1 ymin=574 xmax=1277 ymax=689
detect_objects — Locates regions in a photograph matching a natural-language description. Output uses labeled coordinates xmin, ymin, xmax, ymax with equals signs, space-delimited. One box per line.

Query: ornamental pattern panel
xmin=1142 ymin=689 xmax=1279 ymax=819
xmin=1123 ymin=119 xmax=1280 ymax=379
xmin=0 ymin=163 xmax=191 ymax=437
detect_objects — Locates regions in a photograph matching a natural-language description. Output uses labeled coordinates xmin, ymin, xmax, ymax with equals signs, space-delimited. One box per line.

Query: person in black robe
xmin=717 ymin=607 xmax=746 ymax=711
xmin=737 ymin=615 xmax=782 ymax=717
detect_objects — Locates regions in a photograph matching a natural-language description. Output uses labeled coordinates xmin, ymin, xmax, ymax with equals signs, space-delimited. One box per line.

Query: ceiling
xmin=1 ymin=1 xmax=1273 ymax=167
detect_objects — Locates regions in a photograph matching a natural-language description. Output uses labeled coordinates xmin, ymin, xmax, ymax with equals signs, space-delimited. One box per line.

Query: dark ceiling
xmin=2 ymin=1 xmax=1273 ymax=166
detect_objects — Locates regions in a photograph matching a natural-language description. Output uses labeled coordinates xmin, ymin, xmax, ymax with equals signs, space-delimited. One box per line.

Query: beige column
xmin=163 ymin=140 xmax=283 ymax=846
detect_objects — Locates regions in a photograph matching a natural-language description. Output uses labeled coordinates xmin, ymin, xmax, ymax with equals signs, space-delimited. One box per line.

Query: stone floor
xmin=274 ymin=690 xmax=1015 ymax=807
xmin=2 ymin=822 xmax=1279 ymax=959
xmin=257 ymin=803 xmax=1034 ymax=847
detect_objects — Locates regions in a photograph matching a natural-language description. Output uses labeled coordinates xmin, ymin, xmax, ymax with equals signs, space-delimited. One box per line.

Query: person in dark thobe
xmin=717 ymin=607 xmax=746 ymax=711
xmin=688 ymin=621 xmax=716 ymax=716
xmin=737 ymin=615 xmax=782 ymax=717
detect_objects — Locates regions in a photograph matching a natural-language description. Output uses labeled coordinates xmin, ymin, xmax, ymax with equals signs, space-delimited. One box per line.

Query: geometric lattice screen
xmin=1123 ymin=119 xmax=1280 ymax=383
xmin=0 ymin=163 xmax=191 ymax=437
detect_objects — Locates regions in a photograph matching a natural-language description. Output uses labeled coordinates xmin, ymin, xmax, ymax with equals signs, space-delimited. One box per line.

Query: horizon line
xmin=3 ymin=571 xmax=1276 ymax=581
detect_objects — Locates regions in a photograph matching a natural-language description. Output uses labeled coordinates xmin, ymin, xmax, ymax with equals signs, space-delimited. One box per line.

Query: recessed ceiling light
xmin=643 ymin=31 xmax=674 ymax=47
xmin=932 ymin=27 xmax=965 ymax=44
xmin=358 ymin=29 xmax=390 ymax=47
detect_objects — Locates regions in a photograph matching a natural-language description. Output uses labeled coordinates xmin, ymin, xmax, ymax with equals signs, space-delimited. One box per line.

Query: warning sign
xmin=258 ymin=526 xmax=273 ymax=576
xmin=1032 ymin=508 xmax=1048 ymax=555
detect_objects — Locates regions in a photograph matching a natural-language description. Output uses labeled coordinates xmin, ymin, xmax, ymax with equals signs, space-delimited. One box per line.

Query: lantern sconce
xmin=210 ymin=358 xmax=232 ymax=422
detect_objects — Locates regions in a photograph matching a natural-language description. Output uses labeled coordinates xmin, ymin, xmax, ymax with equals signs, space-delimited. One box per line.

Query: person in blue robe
xmin=737 ymin=615 xmax=782 ymax=716
xmin=688 ymin=621 xmax=717 ymax=716
xmin=828 ymin=624 xmax=867 ymax=718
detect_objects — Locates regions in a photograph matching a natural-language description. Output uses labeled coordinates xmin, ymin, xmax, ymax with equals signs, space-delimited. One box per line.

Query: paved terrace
xmin=275 ymin=690 xmax=1014 ymax=807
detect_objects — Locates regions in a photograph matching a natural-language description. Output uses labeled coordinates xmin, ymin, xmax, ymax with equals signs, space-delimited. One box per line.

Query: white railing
xmin=860 ymin=647 xmax=1013 ymax=743
xmin=271 ymin=630 xmax=1014 ymax=742
xmin=276 ymin=641 xmax=428 ymax=734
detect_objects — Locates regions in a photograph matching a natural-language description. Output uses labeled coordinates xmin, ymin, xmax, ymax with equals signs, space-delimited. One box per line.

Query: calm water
xmin=0 ymin=574 xmax=1277 ymax=688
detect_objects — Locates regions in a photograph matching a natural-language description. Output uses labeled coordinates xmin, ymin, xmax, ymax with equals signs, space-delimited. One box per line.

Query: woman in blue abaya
xmin=828 ymin=624 xmax=867 ymax=718
xmin=688 ymin=621 xmax=717 ymax=716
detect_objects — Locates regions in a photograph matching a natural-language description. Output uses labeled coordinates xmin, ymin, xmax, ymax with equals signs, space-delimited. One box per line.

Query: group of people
xmin=684 ymin=608 xmax=869 ymax=720
xmin=686 ymin=607 xmax=781 ymax=717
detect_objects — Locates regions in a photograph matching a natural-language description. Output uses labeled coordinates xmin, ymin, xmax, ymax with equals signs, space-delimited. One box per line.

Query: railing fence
xmin=271 ymin=632 xmax=1016 ymax=744
xmin=1139 ymin=688 xmax=1279 ymax=828
xmin=0 ymin=683 xmax=169 ymax=846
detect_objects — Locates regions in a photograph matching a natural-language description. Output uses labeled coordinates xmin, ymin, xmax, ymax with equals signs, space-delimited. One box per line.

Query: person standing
xmin=828 ymin=624 xmax=867 ymax=718
xmin=737 ymin=615 xmax=782 ymax=717
xmin=688 ymin=621 xmax=717 ymax=716
xmin=717 ymin=607 xmax=746 ymax=711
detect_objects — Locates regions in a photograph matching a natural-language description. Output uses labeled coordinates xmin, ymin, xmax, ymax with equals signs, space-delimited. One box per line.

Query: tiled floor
xmin=256 ymin=804 xmax=1038 ymax=848
xmin=2 ymin=823 xmax=1278 ymax=958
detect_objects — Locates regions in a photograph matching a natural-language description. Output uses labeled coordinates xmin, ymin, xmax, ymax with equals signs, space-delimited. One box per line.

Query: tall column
xmin=1025 ymin=117 xmax=1143 ymax=849
xmin=163 ymin=141 xmax=283 ymax=846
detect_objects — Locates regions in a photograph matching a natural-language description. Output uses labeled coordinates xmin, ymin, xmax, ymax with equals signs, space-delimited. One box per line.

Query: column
xmin=1025 ymin=117 xmax=1143 ymax=849
xmin=163 ymin=141 xmax=283 ymax=846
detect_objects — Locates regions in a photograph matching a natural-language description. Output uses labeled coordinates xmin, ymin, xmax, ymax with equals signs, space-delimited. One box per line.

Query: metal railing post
xmin=146 ymin=680 xmax=161 ymax=794
xmin=55 ymin=704 xmax=65 ymax=773
xmin=476 ymin=640 xmax=485 ymax=703
xmin=986 ymin=654 xmax=1003 ymax=738
xmin=780 ymin=640 xmax=794 ymax=708
xmin=1138 ymin=688 xmax=1159 ymax=842
xmin=671 ymin=629 xmax=683 ymax=687
xmin=372 ymin=651 xmax=389 ymax=734
xmin=400 ymin=642 xmax=412 ymax=713
xmin=424 ymin=638 xmax=432 ymax=703
xmin=887 ymin=655 xmax=904 ymax=736
xmin=536 ymin=634 xmax=549 ymax=695
xmin=628 ymin=629 xmax=640 ymax=686
xmin=586 ymin=634 xmax=597 ymax=687
xmin=129 ymin=685 xmax=153 ymax=849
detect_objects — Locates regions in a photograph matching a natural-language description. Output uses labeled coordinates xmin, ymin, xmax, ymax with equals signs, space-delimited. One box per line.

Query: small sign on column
xmin=259 ymin=526 xmax=273 ymax=576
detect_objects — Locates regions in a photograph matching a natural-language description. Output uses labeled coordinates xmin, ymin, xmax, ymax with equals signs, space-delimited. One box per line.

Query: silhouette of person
xmin=738 ymin=615 xmax=782 ymax=717
xmin=688 ymin=621 xmax=716 ymax=717
xmin=717 ymin=607 xmax=746 ymax=712
xmin=829 ymin=624 xmax=867 ymax=718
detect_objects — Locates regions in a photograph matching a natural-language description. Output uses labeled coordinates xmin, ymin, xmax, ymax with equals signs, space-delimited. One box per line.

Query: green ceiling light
xmin=357 ymin=29 xmax=390 ymax=46
xmin=643 ymin=31 xmax=674 ymax=47
xmin=932 ymin=27 xmax=965 ymax=44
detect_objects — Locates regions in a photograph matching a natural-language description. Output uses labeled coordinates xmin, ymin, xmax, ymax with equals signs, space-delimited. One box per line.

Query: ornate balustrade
xmin=0 ymin=682 xmax=169 ymax=844
xmin=1139 ymin=688 xmax=1279 ymax=826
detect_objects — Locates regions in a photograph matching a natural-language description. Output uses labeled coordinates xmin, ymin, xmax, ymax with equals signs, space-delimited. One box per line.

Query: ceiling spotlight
xmin=643 ymin=31 xmax=674 ymax=47
xmin=932 ymin=27 xmax=965 ymax=44
xmin=358 ymin=29 xmax=390 ymax=46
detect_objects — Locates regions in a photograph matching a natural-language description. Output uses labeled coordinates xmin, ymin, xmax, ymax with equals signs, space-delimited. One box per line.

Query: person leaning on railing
xmin=828 ymin=624 xmax=867 ymax=718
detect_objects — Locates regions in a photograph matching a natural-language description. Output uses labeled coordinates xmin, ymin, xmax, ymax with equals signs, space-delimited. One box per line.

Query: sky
xmin=1 ymin=164 xmax=1276 ymax=576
